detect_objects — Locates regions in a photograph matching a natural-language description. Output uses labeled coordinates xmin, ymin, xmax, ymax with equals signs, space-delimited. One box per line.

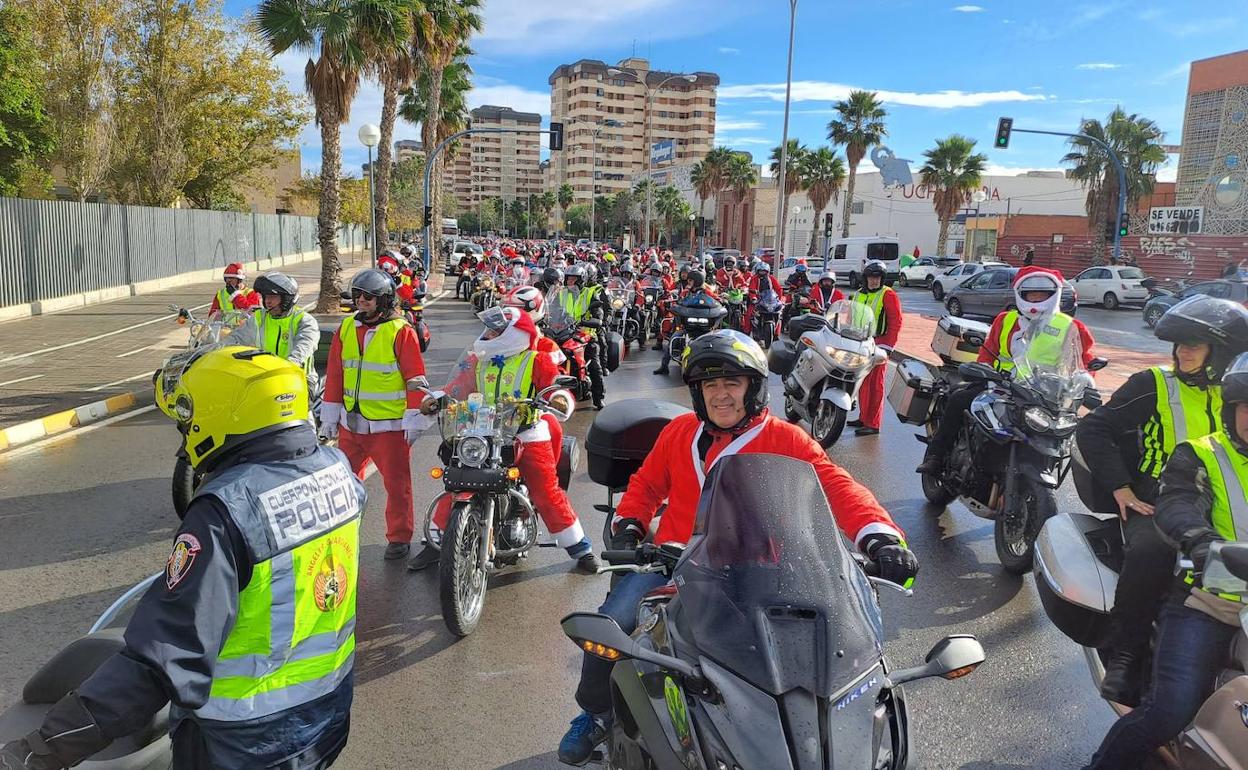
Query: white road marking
xmin=0 ymin=404 xmax=158 ymax=462
xmin=115 ymin=345 xmax=152 ymax=358
xmin=88 ymin=372 xmax=155 ymax=392
xmin=0 ymin=302 xmax=212 ymax=364
xmin=0 ymin=374 xmax=45 ymax=387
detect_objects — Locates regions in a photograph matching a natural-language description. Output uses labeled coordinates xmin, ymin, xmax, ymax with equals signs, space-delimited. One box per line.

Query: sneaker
xmin=406 ymin=545 xmax=440 ymax=571
xmin=573 ymin=553 xmax=602 ymax=574
xmin=558 ymin=711 xmax=611 ymax=766
xmin=384 ymin=542 xmax=410 ymax=560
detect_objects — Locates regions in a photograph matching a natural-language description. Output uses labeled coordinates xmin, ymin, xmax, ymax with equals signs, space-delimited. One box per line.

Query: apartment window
xmin=709 ymin=98 xmax=716 ymax=107
xmin=693 ymin=110 xmax=702 ymax=118
xmin=596 ymin=88 xmax=603 ymax=96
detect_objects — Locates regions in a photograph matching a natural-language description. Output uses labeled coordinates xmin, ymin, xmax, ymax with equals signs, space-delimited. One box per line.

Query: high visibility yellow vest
xmin=995 ymin=310 xmax=1075 ymax=374
xmin=215 ymin=288 xmax=234 ymax=311
xmin=256 ymin=309 xmax=312 ymax=376
xmin=1140 ymin=367 xmax=1220 ymax=478
xmin=192 ymin=447 xmax=364 ymax=721
xmin=338 ymin=317 xmax=407 ymax=420
xmin=559 ymin=287 xmax=595 ymax=321
xmin=1183 ymin=431 xmax=1248 ymax=602
xmin=852 ymin=286 xmax=893 ymax=337
xmin=476 ymin=351 xmax=537 ymax=404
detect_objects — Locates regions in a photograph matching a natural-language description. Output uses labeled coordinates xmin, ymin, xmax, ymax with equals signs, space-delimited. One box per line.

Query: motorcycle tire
xmin=994 ymin=476 xmax=1056 ymax=575
xmin=920 ymin=469 xmax=956 ymax=507
xmin=783 ymin=393 xmax=802 ymax=423
xmin=172 ymin=455 xmax=202 ymax=519
xmin=810 ymin=401 xmax=847 ymax=448
xmin=439 ymin=500 xmax=489 ymax=637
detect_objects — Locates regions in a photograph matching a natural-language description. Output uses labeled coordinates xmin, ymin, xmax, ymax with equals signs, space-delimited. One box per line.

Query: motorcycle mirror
xmin=1081 ymin=390 xmax=1103 ymax=410
xmin=889 ymin=634 xmax=985 ymax=686
xmin=1087 ymin=357 xmax=1109 ymax=372
xmin=561 ymin=612 xmax=700 ymax=679
xmin=538 ymin=387 xmax=576 ymax=422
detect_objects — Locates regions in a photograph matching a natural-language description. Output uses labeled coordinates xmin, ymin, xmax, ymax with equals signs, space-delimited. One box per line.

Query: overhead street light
xmin=774 ymin=0 xmax=798 ymax=260
xmin=358 ymin=123 xmax=382 ymax=266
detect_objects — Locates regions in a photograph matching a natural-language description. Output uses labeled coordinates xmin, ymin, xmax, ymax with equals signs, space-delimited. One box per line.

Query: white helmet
xmin=503 ymin=285 xmax=545 ymax=323
xmin=1014 ymin=269 xmax=1062 ymax=322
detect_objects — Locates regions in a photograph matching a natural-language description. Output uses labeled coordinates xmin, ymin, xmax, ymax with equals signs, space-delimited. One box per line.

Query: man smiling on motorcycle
xmin=557 ymin=329 xmax=916 ymax=765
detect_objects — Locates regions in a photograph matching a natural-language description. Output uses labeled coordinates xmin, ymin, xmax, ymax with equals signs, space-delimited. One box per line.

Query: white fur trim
xmin=853 ymin=521 xmax=904 ymax=549
xmin=517 ymin=419 xmax=552 ymax=443
xmin=551 ymin=519 xmax=586 ymax=548
xmin=473 ymin=325 xmax=530 ymax=358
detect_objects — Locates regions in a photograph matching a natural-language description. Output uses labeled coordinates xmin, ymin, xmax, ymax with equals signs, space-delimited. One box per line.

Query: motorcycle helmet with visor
xmin=1156 ymin=295 xmax=1248 ymax=381
xmin=681 ymin=329 xmax=770 ymax=428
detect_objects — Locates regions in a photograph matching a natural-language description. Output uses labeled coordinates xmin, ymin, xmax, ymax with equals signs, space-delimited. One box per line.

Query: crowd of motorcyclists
xmin=3 ymin=231 xmax=1247 ymax=770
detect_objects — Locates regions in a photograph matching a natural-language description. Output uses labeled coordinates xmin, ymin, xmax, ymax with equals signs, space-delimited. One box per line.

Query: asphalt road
xmin=0 ymin=294 xmax=1116 ymax=769
xmin=894 ymin=284 xmax=1171 ymax=356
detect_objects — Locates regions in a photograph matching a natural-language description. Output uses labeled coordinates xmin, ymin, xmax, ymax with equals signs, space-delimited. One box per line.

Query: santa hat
xmin=502 ymin=246 xmax=517 ymax=259
xmin=1012 ymin=266 xmax=1063 ymax=287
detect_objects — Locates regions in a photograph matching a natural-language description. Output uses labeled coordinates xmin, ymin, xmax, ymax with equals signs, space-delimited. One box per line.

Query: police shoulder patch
xmin=166 ymin=533 xmax=202 ymax=590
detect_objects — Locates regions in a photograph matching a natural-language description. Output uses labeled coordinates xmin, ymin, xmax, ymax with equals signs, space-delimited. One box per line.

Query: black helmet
xmin=682 ymin=330 xmax=771 ymax=428
xmin=350 ymin=269 xmax=396 ymax=312
xmin=1220 ymin=352 xmax=1248 ymax=454
xmin=687 ymin=269 xmax=705 ymax=290
xmin=1155 ymin=295 xmax=1248 ymax=380
xmin=253 ymin=272 xmax=299 ymax=313
xmin=583 ymin=263 xmax=599 ymax=283
xmin=542 ymin=267 xmax=564 ymax=287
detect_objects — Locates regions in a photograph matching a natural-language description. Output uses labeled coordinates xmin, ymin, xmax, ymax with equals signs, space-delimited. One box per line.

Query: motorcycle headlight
xmin=1055 ymin=412 xmax=1079 ymax=431
xmin=645 ymin=295 xmax=655 ymax=305
xmin=612 ymin=298 xmax=625 ymax=310
xmin=457 ymin=435 xmax=490 ymax=468
xmin=826 ymin=348 xmax=868 ymax=368
xmin=688 ymin=317 xmax=709 ymax=325
xmin=1023 ymin=406 xmax=1054 ymax=432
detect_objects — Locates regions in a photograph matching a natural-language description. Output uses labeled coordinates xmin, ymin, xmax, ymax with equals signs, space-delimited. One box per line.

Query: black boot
xmin=915 ymin=455 xmax=944 ymax=475
xmin=406 ymin=545 xmax=440 ymax=572
xmin=1100 ymin=650 xmax=1143 ymax=706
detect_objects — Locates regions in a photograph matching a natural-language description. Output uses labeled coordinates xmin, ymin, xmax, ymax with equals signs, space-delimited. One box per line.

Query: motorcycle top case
xmin=888 ymin=357 xmax=936 ymax=424
xmin=932 ymin=316 xmax=990 ymax=365
xmin=586 ymin=399 xmax=692 ymax=489
xmin=786 ymin=313 xmax=828 ymax=342
xmin=767 ymin=339 xmax=799 ymax=377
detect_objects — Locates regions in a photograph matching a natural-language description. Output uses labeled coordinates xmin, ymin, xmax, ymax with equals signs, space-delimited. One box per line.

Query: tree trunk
xmin=841 ymin=163 xmax=858 ymax=238
xmin=935 ymin=217 xmax=950 ymax=258
xmin=374 ymin=73 xmax=399 ymax=252
xmin=421 ymin=65 xmax=446 ymax=258
xmin=315 ymin=107 xmax=344 ymax=313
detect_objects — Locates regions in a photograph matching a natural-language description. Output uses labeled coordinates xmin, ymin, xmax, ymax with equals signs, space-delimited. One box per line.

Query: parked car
xmin=944 ymin=267 xmax=1077 ymax=319
xmin=898 ymin=256 xmax=962 ymax=288
xmin=777 ymin=255 xmax=827 ymax=283
xmin=1141 ymin=279 xmax=1248 ymax=327
xmin=930 ymin=261 xmax=1010 ymax=300
xmin=1071 ymin=265 xmax=1149 ymax=310
xmin=825 ymin=236 xmax=901 ymax=288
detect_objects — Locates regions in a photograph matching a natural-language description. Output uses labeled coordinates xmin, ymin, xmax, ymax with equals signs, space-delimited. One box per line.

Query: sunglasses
xmin=352 ymin=290 xmax=378 ymax=301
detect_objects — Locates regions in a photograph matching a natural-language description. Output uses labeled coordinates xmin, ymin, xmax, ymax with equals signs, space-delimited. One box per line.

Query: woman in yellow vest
xmin=1077 ymin=295 xmax=1248 ymax=706
xmin=1085 ymin=351 xmax=1248 ymax=769
xmin=1 ymin=349 xmax=365 ymax=769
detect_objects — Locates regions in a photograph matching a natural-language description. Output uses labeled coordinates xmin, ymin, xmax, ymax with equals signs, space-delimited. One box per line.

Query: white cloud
xmin=716 ymin=118 xmax=764 ymax=132
xmin=1076 ymin=62 xmax=1121 ymax=70
xmin=1156 ymin=165 xmax=1177 ymax=183
xmin=719 ymin=47 xmax=740 ymax=55
xmin=720 ymin=81 xmax=1049 ymax=109
xmin=725 ymin=137 xmax=776 ymax=146
xmin=467 ymin=85 xmax=550 ymax=117
xmin=952 ymin=5 xmax=985 ymax=12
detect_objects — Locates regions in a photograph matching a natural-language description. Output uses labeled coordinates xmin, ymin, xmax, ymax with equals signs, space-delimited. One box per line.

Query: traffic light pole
xmin=1007 ymin=127 xmax=1128 ymax=262
xmin=421 ymin=126 xmax=559 ymax=273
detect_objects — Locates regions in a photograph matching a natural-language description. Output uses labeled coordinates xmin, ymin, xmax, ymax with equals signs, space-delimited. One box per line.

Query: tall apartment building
xmin=548 ymin=57 xmax=718 ymax=205
xmin=455 ymin=105 xmax=544 ymax=209
xmin=1175 ymin=49 xmax=1248 ymax=235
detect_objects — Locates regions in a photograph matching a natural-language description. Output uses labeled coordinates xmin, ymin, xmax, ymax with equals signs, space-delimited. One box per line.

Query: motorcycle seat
xmin=1229 ymin=631 xmax=1248 ymax=674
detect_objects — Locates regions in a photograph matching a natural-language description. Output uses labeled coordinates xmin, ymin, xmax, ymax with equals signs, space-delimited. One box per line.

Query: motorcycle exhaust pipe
xmin=493 ymin=489 xmax=540 ymax=560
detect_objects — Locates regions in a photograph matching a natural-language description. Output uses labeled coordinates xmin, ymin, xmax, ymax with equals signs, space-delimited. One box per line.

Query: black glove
xmin=861 ymin=533 xmax=919 ymax=588
xmin=1184 ymin=531 xmax=1222 ymax=583
xmin=610 ymin=518 xmax=645 ymax=550
xmin=5 ymin=693 xmax=108 ymax=770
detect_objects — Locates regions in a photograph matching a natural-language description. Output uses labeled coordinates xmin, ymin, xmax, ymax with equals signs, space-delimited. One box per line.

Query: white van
xmin=825 ymin=236 xmax=901 ymax=289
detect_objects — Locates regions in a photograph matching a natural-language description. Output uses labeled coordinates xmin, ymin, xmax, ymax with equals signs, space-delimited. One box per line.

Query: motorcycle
xmin=0 ymin=573 xmax=171 ymax=768
xmin=890 ymin=318 xmax=1106 ymax=573
xmin=722 ymin=286 xmax=747 ymax=332
xmin=605 ymin=281 xmax=640 ymax=351
xmin=543 ymin=293 xmax=599 ymax=403
xmin=563 ymin=453 xmax=986 ymax=769
xmin=1035 ymin=475 xmax=1248 ymax=767
xmin=421 ymin=380 xmax=576 ymax=637
xmin=637 ymin=279 xmax=667 ymax=348
xmin=400 ymin=288 xmax=432 ymax=353
xmin=663 ymin=294 xmax=728 ymax=375
xmin=750 ymin=288 xmax=783 ymax=349
xmin=471 ymin=273 xmax=499 ymax=313
xmin=768 ymin=300 xmax=886 ymax=447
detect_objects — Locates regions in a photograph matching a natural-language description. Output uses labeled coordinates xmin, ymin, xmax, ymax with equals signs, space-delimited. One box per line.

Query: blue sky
xmin=222 ymin=0 xmax=1243 ymax=181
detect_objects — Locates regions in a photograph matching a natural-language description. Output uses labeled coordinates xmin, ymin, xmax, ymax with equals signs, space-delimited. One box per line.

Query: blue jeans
xmin=574 ymin=571 xmax=670 ymax=715
xmin=1085 ymin=601 xmax=1238 ymax=769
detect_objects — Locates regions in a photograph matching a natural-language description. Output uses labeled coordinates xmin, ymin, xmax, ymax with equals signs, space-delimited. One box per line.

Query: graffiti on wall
xmin=1139 ymin=236 xmax=1196 ymax=267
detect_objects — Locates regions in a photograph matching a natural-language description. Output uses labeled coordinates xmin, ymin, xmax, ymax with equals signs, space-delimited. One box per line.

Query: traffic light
xmin=549 ymin=122 xmax=564 ymax=151
xmin=1117 ymin=211 xmax=1129 ymax=238
xmin=423 ymin=205 xmax=433 ymax=229
xmin=995 ymin=117 xmax=1014 ymax=149
xmin=824 ymin=212 xmax=835 ymax=237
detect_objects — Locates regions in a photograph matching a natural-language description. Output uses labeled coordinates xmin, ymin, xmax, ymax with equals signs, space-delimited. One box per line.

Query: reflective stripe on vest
xmin=338 ymin=317 xmax=408 ymax=419
xmin=1139 ymin=367 xmax=1220 ymax=479
xmin=258 ymin=310 xmax=312 ymax=375
xmin=994 ymin=311 xmax=1075 ymax=373
xmin=852 ymin=286 xmax=892 ymax=337
xmin=191 ymin=447 xmax=365 ymax=721
xmin=476 ymin=351 xmax=537 ymax=404
xmin=1183 ymin=432 xmax=1248 ymax=602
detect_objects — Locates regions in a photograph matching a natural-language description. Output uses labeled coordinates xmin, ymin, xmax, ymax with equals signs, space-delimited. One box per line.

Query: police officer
xmin=1085 ymin=351 xmax=1248 ymax=769
xmin=1077 ymin=295 xmax=1248 ymax=705
xmin=0 ymin=349 xmax=365 ymax=770
xmin=232 ymin=272 xmax=321 ymax=395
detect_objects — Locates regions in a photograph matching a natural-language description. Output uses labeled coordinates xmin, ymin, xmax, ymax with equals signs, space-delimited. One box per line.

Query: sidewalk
xmin=892 ymin=311 xmax=1168 ymax=394
xmin=0 ymin=250 xmax=441 ymax=438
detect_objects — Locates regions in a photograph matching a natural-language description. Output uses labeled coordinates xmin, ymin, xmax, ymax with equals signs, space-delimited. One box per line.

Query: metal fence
xmin=0 ymin=198 xmax=360 ymax=310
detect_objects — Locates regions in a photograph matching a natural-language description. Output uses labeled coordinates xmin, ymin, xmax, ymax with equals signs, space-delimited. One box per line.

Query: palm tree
xmin=827 ymin=90 xmax=887 ymax=238
xmin=798 ymin=146 xmax=846 ymax=256
xmin=370 ymin=0 xmax=424 ymax=252
xmin=919 ymin=135 xmax=988 ymax=257
xmin=654 ymin=185 xmax=684 ymax=246
xmin=1062 ymin=107 xmax=1166 ymax=261
xmin=256 ymin=0 xmax=412 ymax=312
xmin=557 ymin=183 xmax=574 ymax=235
xmin=769 ymin=139 xmax=808 ymax=255
xmin=698 ymin=146 xmax=734 ymax=242
xmin=724 ymin=154 xmax=758 ymax=250
xmin=411 ymin=0 xmax=482 ymax=240
xmin=689 ymin=160 xmax=715 ymax=248
xmin=398 ymin=46 xmax=471 ymax=220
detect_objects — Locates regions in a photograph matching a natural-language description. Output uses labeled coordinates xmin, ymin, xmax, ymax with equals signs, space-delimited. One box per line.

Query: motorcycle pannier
xmin=786 ymin=313 xmax=827 ymax=341
xmin=767 ymin=339 xmax=798 ymax=377
xmin=586 ymin=399 xmax=691 ymax=489
xmin=932 ymin=316 xmax=990 ymax=365
xmin=888 ymin=358 xmax=935 ymax=424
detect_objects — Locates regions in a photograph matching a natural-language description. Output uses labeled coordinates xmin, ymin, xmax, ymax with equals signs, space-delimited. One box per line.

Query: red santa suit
xmin=809 ymin=283 xmax=845 ymax=312
xmin=322 ymin=312 xmax=427 ymax=545
xmin=977 ymin=268 xmax=1095 ymax=369
xmin=743 ymin=273 xmax=784 ymax=333
xmin=854 ymin=285 xmax=903 ymax=430
xmin=612 ymin=411 xmax=905 ymax=548
xmin=715 ymin=268 xmax=748 ymax=291
xmin=209 ymin=286 xmax=259 ymax=314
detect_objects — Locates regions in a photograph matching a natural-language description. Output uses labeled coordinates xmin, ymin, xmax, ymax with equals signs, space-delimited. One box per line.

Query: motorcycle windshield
xmin=543 ymin=287 xmax=579 ymax=338
xmin=606 ymin=287 xmax=632 ymax=311
xmin=825 ymin=300 xmax=874 ymax=342
xmin=1013 ymin=319 xmax=1090 ymax=411
xmin=438 ymin=342 xmax=541 ymax=441
xmin=674 ymin=454 xmax=884 ymax=697
xmin=756 ymin=288 xmax=782 ymax=312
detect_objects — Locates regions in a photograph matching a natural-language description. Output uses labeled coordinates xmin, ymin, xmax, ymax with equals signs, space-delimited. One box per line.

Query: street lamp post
xmin=607 ymin=68 xmax=697 ymax=249
xmin=358 ymin=123 xmax=382 ymax=267
xmin=773 ymin=0 xmax=799 ymax=261
xmin=789 ymin=205 xmax=801 ymax=259
xmin=589 ymin=118 xmax=624 ymax=245
xmin=967 ymin=189 xmax=987 ymax=262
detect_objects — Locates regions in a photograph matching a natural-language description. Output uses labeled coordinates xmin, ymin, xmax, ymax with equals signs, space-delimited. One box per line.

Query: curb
xmin=0 ymin=388 xmax=154 ymax=452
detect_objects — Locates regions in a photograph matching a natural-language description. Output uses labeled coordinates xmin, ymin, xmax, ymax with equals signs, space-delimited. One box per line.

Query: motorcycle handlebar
xmin=601 ymin=549 xmax=639 ymax=565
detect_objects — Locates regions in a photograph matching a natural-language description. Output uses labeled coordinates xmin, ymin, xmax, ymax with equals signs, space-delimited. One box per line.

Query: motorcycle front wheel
xmin=810 ymin=401 xmax=847 ymax=447
xmin=439 ymin=500 xmax=489 ymax=637
xmin=920 ymin=468 xmax=956 ymax=507
xmin=994 ymin=476 xmax=1056 ymax=575
xmin=172 ymin=455 xmax=202 ymax=519
xmin=783 ymin=393 xmax=802 ymax=422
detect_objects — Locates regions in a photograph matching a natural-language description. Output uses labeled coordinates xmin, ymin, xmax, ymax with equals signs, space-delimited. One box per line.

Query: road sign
xmin=1147 ymin=206 xmax=1204 ymax=235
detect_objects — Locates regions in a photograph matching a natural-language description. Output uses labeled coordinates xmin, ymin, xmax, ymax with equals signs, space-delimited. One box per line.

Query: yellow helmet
xmin=156 ymin=346 xmax=309 ymax=468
